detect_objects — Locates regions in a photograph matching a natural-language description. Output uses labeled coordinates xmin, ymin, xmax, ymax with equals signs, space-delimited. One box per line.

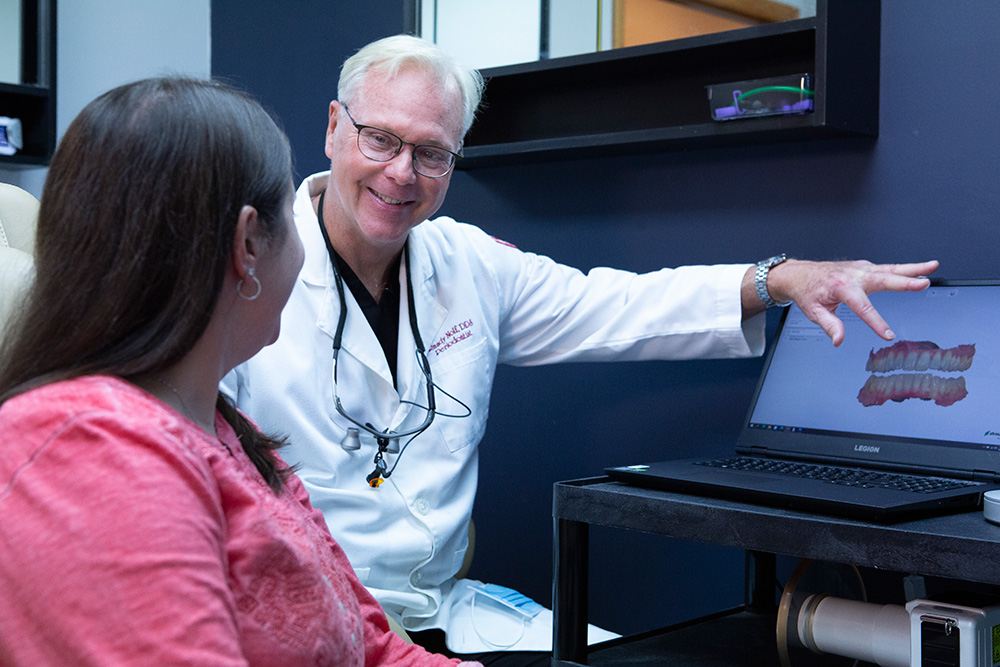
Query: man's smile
xmin=369 ymin=188 xmax=411 ymax=206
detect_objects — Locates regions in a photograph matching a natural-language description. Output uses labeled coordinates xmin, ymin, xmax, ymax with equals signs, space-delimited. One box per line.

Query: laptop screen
xmin=739 ymin=281 xmax=1000 ymax=476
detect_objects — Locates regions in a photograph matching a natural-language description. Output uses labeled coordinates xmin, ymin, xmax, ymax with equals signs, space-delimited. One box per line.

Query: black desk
xmin=552 ymin=476 xmax=1000 ymax=666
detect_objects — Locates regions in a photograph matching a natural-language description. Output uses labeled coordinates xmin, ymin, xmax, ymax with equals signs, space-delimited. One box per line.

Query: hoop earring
xmin=237 ymin=267 xmax=262 ymax=301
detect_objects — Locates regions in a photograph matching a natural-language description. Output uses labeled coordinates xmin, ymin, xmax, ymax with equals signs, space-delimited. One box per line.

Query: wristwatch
xmin=755 ymin=254 xmax=793 ymax=308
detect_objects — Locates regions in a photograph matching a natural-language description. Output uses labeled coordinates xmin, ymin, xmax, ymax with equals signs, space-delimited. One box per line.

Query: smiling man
xmin=322 ymin=65 xmax=460 ymax=285
xmin=222 ymin=34 xmax=937 ymax=666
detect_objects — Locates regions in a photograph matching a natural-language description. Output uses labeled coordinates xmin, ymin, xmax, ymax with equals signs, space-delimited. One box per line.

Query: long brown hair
xmin=0 ymin=77 xmax=293 ymax=491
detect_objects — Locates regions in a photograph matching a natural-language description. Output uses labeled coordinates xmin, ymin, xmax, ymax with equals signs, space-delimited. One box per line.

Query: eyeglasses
xmin=342 ymin=104 xmax=460 ymax=178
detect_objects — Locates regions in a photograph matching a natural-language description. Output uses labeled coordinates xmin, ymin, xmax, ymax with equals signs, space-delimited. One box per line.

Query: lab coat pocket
xmin=428 ymin=337 xmax=493 ymax=453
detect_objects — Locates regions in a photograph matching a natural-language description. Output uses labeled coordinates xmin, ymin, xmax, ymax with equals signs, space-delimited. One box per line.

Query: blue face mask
xmin=472 ymin=583 xmax=544 ymax=619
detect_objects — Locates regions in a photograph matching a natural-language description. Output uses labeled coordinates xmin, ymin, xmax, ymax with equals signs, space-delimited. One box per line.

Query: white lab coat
xmin=223 ymin=171 xmax=766 ymax=653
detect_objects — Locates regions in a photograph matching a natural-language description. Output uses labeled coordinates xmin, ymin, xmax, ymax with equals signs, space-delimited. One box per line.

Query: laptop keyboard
xmin=696 ymin=457 xmax=979 ymax=494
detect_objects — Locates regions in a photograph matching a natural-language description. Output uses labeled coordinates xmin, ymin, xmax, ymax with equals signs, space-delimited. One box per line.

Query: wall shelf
xmin=1 ymin=82 xmax=55 ymax=168
xmin=457 ymin=0 xmax=879 ymax=168
xmin=0 ymin=0 xmax=57 ymax=169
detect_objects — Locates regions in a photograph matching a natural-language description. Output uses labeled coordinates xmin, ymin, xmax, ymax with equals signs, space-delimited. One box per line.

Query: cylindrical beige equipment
xmin=796 ymin=594 xmax=910 ymax=666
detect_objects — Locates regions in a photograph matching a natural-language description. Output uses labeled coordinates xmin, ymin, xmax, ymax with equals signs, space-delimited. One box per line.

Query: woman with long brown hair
xmin=0 ymin=76 xmax=479 ymax=667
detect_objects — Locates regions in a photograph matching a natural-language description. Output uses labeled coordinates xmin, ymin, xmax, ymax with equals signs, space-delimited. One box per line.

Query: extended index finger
xmin=841 ymin=290 xmax=895 ymax=343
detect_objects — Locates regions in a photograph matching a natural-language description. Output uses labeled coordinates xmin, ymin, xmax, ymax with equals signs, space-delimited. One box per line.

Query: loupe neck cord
xmin=333 ymin=342 xmax=472 ymax=483
xmin=319 ymin=194 xmax=471 ymax=480
xmin=362 ymin=369 xmax=473 ymax=482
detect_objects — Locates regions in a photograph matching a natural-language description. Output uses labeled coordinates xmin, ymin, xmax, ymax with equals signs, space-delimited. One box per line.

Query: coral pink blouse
xmin=0 ymin=376 xmax=478 ymax=667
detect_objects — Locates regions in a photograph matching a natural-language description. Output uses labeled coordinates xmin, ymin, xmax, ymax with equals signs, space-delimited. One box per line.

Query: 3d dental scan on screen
xmin=607 ymin=280 xmax=1000 ymax=522
xmin=752 ymin=281 xmax=995 ymax=448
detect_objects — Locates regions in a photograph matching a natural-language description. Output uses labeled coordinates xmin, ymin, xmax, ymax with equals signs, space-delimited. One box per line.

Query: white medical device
xmin=779 ymin=560 xmax=1000 ymax=667
xmin=792 ymin=595 xmax=1000 ymax=667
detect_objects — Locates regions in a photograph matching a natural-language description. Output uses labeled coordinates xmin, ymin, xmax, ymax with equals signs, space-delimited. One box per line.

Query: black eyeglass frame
xmin=342 ymin=104 xmax=461 ymax=178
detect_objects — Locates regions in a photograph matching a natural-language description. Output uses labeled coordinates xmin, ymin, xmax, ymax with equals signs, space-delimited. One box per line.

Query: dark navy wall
xmin=213 ymin=1 xmax=1000 ymax=635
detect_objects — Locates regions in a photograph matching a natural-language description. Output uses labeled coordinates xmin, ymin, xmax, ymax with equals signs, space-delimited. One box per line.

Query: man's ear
xmin=232 ymin=204 xmax=261 ymax=280
xmin=325 ymin=100 xmax=341 ymax=160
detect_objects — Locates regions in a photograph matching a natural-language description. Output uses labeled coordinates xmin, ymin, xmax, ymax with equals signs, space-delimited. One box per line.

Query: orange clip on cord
xmin=367 ymin=457 xmax=387 ymax=488
xmin=367 ymin=437 xmax=390 ymax=488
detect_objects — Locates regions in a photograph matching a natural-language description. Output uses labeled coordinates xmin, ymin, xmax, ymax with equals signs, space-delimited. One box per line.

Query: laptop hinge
xmin=749 ymin=446 xmax=769 ymax=457
xmin=973 ymin=470 xmax=1000 ymax=483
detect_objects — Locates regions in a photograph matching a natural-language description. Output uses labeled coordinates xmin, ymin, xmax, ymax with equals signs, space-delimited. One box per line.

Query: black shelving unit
xmin=0 ymin=0 xmax=57 ymax=169
xmin=456 ymin=0 xmax=879 ymax=168
xmin=552 ymin=476 xmax=1000 ymax=666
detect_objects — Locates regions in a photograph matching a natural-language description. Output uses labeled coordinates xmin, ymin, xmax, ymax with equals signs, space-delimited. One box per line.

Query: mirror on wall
xmin=0 ymin=0 xmax=23 ymax=84
xmin=417 ymin=0 xmax=816 ymax=70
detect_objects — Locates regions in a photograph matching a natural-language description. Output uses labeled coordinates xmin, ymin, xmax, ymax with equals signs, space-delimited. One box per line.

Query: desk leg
xmin=745 ymin=550 xmax=777 ymax=612
xmin=553 ymin=517 xmax=588 ymax=665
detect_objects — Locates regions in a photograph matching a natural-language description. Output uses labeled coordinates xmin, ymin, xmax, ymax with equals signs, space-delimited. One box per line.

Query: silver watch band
xmin=755 ymin=254 xmax=793 ymax=308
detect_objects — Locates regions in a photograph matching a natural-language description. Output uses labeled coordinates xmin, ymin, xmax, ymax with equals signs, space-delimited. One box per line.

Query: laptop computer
xmin=606 ymin=280 xmax=1000 ymax=523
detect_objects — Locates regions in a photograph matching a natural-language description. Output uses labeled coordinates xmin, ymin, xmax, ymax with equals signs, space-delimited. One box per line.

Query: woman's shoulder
xmin=2 ymin=375 xmax=175 ymax=430
xmin=3 ymin=375 xmax=144 ymax=421
xmin=0 ymin=375 xmax=218 ymax=473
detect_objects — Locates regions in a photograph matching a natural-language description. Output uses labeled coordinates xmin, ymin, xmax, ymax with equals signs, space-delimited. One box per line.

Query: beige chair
xmin=0 ymin=183 xmax=38 ymax=342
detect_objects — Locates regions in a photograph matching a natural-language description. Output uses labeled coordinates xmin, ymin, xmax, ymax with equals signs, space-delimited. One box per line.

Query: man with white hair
xmin=224 ymin=34 xmax=937 ymax=665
